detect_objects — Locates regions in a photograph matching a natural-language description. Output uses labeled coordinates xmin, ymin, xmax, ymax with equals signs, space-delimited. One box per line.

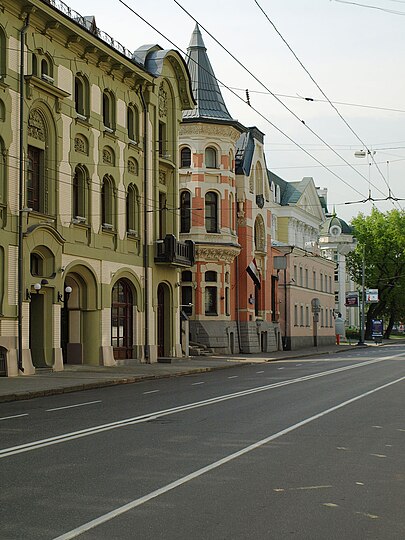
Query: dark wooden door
xmin=112 ymin=280 xmax=133 ymax=359
xmin=157 ymin=284 xmax=165 ymax=357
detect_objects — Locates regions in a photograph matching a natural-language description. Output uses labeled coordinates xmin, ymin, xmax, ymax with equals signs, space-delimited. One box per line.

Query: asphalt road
xmin=1 ymin=344 xmax=404 ymax=539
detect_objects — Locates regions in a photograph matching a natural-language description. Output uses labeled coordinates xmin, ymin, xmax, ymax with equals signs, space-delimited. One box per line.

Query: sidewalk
xmin=0 ymin=342 xmax=383 ymax=404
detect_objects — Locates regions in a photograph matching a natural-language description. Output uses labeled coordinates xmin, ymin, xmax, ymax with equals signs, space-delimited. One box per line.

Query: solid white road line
xmin=46 ymin=401 xmax=102 ymax=412
xmin=0 ymin=413 xmax=29 ymax=421
xmin=0 ymin=354 xmax=403 ymax=459
xmin=53 ymin=374 xmax=405 ymax=540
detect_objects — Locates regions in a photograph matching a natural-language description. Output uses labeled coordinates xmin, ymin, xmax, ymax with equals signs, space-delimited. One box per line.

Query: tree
xmin=347 ymin=208 xmax=405 ymax=339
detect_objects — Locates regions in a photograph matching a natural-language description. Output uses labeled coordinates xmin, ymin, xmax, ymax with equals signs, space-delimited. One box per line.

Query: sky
xmin=64 ymin=0 xmax=405 ymax=223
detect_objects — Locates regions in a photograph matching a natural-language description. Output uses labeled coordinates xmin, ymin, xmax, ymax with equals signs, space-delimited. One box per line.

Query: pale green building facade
xmin=0 ymin=0 xmax=195 ymax=376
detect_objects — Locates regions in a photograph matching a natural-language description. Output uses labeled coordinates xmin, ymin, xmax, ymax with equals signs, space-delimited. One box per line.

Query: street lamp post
xmin=357 ymin=247 xmax=366 ymax=346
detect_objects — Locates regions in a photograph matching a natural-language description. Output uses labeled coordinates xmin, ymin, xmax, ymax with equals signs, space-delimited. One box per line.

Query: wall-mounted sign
xmin=345 ymin=291 xmax=359 ymax=307
xmin=366 ymin=289 xmax=379 ymax=303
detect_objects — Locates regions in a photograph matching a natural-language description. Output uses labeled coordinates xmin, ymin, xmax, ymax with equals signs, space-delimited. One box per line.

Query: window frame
xmin=205 ymin=146 xmax=217 ymax=169
xmin=180 ymin=190 xmax=191 ymax=233
xmin=205 ymin=191 xmax=219 ymax=233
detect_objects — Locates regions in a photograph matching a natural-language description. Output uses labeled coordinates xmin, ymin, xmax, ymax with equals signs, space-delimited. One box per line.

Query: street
xmin=1 ymin=344 xmax=404 ymax=539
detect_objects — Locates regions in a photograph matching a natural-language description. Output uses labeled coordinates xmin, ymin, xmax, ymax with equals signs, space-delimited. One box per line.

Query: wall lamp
xmin=58 ymin=286 xmax=72 ymax=303
xmin=26 ymin=282 xmax=41 ymax=300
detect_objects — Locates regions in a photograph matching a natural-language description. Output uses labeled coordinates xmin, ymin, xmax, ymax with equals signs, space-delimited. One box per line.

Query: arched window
xmin=180 ymin=190 xmax=191 ymax=233
xmin=40 ymin=56 xmax=53 ymax=81
xmin=254 ymin=216 xmax=266 ymax=252
xmin=30 ymin=253 xmax=43 ymax=276
xmin=0 ymin=28 xmax=6 ymax=78
xmin=74 ymin=74 xmax=89 ymax=117
xmin=127 ymin=104 xmax=139 ymax=141
xmin=255 ymin=162 xmax=264 ymax=208
xmin=72 ymin=165 xmax=88 ymax=221
xmin=32 ymin=53 xmax=38 ymax=76
xmin=101 ymin=175 xmax=115 ymax=228
xmin=205 ymin=191 xmax=218 ymax=233
xmin=229 ymin=149 xmax=234 ymax=172
xmin=205 ymin=146 xmax=217 ymax=168
xmin=103 ymin=90 xmax=115 ymax=130
xmin=27 ymin=107 xmax=56 ymax=215
xmin=126 ymin=183 xmax=139 ymax=234
xmin=180 ymin=147 xmax=191 ymax=168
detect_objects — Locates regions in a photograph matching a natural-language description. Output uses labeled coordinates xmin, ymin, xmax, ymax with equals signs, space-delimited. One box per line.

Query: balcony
xmin=155 ymin=234 xmax=195 ymax=267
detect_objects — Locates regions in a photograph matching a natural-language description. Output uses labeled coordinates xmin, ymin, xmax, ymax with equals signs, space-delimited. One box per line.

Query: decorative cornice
xmin=180 ymin=122 xmax=241 ymax=142
xmin=196 ymin=245 xmax=240 ymax=263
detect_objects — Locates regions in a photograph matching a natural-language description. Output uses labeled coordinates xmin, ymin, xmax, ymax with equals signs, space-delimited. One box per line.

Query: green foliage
xmin=347 ymin=208 xmax=405 ymax=338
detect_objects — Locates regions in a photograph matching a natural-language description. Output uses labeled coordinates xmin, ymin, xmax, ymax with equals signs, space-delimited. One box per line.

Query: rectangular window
xmin=320 ymin=273 xmax=323 ymax=292
xmin=27 ymin=146 xmax=43 ymax=212
xmin=159 ymin=122 xmax=166 ymax=157
xmin=294 ymin=304 xmax=298 ymax=326
xmin=306 ymin=306 xmax=309 ymax=326
xmin=313 ymin=271 xmax=317 ymax=290
xmin=300 ymin=305 xmax=304 ymax=326
xmin=305 ymin=269 xmax=309 ymax=288
xmin=159 ymin=192 xmax=166 ymax=239
xmin=181 ymin=286 xmax=193 ymax=316
xmin=294 ymin=265 xmax=297 ymax=283
xmin=205 ymin=286 xmax=217 ymax=315
xmin=299 ymin=267 xmax=303 ymax=287
xmin=225 ymin=287 xmax=230 ymax=316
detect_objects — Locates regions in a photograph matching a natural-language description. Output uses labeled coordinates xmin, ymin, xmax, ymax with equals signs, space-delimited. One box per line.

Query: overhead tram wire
xmin=117 ymin=1 xmax=370 ymax=201
xmin=170 ymin=0 xmax=390 ymax=203
xmin=254 ymin=0 xmax=402 ymax=210
xmin=224 ymin=85 xmax=405 ymax=115
xmin=333 ymin=0 xmax=405 ymax=15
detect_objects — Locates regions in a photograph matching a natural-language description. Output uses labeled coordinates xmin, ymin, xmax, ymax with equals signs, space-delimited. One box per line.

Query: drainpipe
xmin=138 ymin=86 xmax=149 ymax=362
xmin=17 ymin=15 xmax=30 ymax=373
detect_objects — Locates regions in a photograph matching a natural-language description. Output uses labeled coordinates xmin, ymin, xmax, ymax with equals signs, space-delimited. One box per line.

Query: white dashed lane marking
xmin=143 ymin=390 xmax=160 ymax=395
xmin=0 ymin=413 xmax=29 ymax=421
xmin=191 ymin=382 xmax=205 ymax=386
xmin=228 ymin=376 xmax=238 ymax=379
xmin=46 ymin=401 xmax=102 ymax=412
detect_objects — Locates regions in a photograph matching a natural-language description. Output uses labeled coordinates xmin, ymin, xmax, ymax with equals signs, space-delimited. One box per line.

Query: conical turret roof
xmin=183 ymin=24 xmax=234 ymax=122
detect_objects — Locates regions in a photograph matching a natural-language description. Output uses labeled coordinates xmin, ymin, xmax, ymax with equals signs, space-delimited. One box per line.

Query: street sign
xmin=311 ymin=298 xmax=320 ymax=312
xmin=345 ymin=291 xmax=359 ymax=307
xmin=366 ymin=288 xmax=379 ymax=303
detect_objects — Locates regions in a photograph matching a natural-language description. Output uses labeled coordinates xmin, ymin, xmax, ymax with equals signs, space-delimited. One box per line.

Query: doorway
xmin=112 ymin=279 xmax=133 ymax=359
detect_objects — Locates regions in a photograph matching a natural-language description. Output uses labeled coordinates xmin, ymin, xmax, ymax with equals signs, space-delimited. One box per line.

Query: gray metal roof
xmin=183 ymin=25 xmax=235 ymax=122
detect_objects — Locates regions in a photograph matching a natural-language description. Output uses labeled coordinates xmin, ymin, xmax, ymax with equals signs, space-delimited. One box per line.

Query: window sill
xmin=103 ymin=128 xmax=117 ymax=140
xmin=75 ymin=116 xmax=92 ymax=128
xmin=126 ymin=231 xmax=139 ymax=239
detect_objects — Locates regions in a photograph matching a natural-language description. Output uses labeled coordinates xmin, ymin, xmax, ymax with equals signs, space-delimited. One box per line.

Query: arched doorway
xmin=112 ymin=279 xmax=133 ymax=360
xmin=157 ymin=283 xmax=171 ymax=357
xmin=60 ymin=265 xmax=99 ymax=365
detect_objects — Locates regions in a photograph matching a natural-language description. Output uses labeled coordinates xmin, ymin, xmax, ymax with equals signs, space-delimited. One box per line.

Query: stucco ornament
xmin=28 ymin=110 xmax=45 ymax=141
xmin=158 ymin=82 xmax=168 ymax=118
